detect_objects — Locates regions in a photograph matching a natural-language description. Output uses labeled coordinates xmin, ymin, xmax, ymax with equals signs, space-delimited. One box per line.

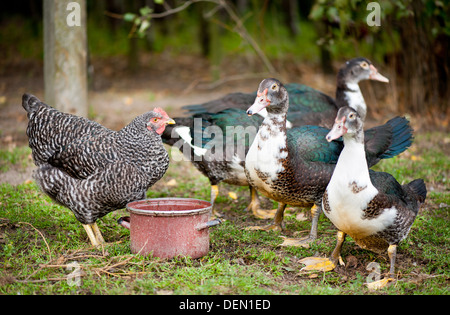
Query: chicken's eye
xmin=153 ymin=118 xmax=159 ymax=123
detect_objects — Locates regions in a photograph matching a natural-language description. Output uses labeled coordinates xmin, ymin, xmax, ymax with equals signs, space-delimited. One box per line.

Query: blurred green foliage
xmin=309 ymin=0 xmax=450 ymax=62
xmin=0 ymin=0 xmax=448 ymax=113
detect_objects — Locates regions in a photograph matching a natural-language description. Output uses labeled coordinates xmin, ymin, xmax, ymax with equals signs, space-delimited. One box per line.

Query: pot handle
xmin=196 ymin=218 xmax=221 ymax=231
xmin=118 ymin=216 xmax=131 ymax=230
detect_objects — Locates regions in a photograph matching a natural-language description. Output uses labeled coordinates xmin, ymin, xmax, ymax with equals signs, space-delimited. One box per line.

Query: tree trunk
xmin=43 ymin=0 xmax=88 ymax=116
xmin=282 ymin=0 xmax=301 ymax=37
xmin=395 ymin=1 xmax=449 ymax=116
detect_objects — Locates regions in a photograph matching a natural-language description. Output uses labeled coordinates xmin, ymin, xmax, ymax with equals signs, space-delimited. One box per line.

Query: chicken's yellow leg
xmin=83 ymin=224 xmax=100 ymax=247
xmin=210 ymin=184 xmax=222 ymax=218
xmin=91 ymin=222 xmax=105 ymax=244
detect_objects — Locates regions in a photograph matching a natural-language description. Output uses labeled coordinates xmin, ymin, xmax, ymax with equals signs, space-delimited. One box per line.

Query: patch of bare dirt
xmin=0 ymin=53 xmax=336 ymax=145
xmin=0 ymin=52 xmax=333 ymax=187
xmin=1 ymin=52 xmax=446 ymax=187
xmin=0 ymin=165 xmax=35 ymax=186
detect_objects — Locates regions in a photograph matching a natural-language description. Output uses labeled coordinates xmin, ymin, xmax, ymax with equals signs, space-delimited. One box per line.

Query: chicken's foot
xmin=83 ymin=223 xmax=104 ymax=247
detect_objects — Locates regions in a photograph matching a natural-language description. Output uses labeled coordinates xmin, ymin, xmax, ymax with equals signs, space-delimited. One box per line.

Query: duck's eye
xmin=360 ymin=61 xmax=369 ymax=69
xmin=271 ymin=84 xmax=278 ymax=90
xmin=349 ymin=113 xmax=355 ymax=120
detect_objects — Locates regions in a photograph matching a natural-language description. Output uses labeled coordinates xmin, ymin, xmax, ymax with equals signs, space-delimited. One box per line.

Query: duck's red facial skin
xmin=326 ymin=116 xmax=347 ymax=142
xmin=247 ymin=88 xmax=270 ymax=116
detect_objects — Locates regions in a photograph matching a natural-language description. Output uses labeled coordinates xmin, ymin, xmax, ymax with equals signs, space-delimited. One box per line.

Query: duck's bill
xmin=326 ymin=119 xmax=347 ymax=142
xmin=369 ymin=65 xmax=389 ymax=83
xmin=247 ymin=98 xmax=270 ymax=116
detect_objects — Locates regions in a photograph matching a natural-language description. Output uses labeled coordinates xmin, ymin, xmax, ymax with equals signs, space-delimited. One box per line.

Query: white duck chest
xmin=245 ymin=121 xmax=287 ymax=194
xmin=323 ymin=142 xmax=397 ymax=239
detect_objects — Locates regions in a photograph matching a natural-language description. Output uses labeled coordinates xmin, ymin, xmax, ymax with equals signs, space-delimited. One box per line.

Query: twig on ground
xmin=17 ymin=221 xmax=52 ymax=261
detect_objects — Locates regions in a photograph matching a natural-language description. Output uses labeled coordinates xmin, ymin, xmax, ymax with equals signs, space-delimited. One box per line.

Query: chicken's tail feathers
xmin=22 ymin=93 xmax=48 ymax=113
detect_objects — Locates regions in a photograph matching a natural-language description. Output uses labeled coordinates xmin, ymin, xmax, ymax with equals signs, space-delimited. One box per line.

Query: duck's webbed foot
xmin=245 ymin=188 xmax=278 ymax=219
xmin=245 ymin=202 xmax=286 ymax=231
xmin=299 ymin=231 xmax=346 ymax=272
xmin=365 ymin=244 xmax=397 ymax=290
xmin=365 ymin=277 xmax=395 ymax=290
xmin=299 ymin=257 xmax=338 ymax=272
xmin=279 ymin=204 xmax=321 ymax=247
xmin=245 ymin=222 xmax=283 ymax=232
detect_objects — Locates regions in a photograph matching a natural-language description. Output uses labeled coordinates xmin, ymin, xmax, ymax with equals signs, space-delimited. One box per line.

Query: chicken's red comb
xmin=153 ymin=107 xmax=169 ymax=117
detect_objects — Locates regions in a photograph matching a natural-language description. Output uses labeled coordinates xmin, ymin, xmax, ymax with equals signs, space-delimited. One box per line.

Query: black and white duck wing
xmin=366 ymin=170 xmax=426 ymax=240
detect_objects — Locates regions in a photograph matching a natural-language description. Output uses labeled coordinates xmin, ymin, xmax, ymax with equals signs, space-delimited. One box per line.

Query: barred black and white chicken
xmin=22 ymin=94 xmax=175 ymax=246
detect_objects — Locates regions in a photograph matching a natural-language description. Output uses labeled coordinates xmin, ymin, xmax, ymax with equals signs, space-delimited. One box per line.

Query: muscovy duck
xmin=183 ymin=57 xmax=388 ymax=128
xmin=245 ymin=79 xmax=413 ymax=246
xmin=23 ymin=94 xmax=175 ymax=246
xmin=170 ymin=58 xmax=388 ymax=217
xmin=162 ymin=108 xmax=272 ymax=217
xmin=300 ymin=106 xmax=426 ymax=289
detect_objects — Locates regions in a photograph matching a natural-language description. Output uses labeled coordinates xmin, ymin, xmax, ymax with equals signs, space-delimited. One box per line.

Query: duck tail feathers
xmin=407 ymin=179 xmax=427 ymax=205
xmin=380 ymin=116 xmax=414 ymax=160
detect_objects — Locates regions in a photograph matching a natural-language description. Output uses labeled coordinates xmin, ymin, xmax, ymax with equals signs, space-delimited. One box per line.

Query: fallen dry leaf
xmin=279 ymin=236 xmax=310 ymax=248
xmin=365 ymin=278 xmax=394 ymax=290
xmin=295 ymin=212 xmax=308 ymax=221
xmin=299 ymin=257 xmax=336 ymax=272
xmin=123 ymin=96 xmax=133 ymax=106
xmin=165 ymin=179 xmax=177 ymax=187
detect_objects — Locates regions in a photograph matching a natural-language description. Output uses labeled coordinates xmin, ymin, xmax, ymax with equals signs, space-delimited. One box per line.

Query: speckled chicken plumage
xmin=23 ymin=94 xmax=169 ymax=225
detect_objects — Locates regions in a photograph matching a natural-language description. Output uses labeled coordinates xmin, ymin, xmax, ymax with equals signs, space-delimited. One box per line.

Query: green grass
xmin=0 ymin=132 xmax=449 ymax=295
xmin=0 ymin=146 xmax=32 ymax=173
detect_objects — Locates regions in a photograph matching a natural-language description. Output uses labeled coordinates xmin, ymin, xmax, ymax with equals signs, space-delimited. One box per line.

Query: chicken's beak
xmin=166 ymin=118 xmax=176 ymax=125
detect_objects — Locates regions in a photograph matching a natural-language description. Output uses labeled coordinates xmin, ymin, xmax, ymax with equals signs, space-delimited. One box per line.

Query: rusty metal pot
xmin=118 ymin=198 xmax=220 ymax=259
